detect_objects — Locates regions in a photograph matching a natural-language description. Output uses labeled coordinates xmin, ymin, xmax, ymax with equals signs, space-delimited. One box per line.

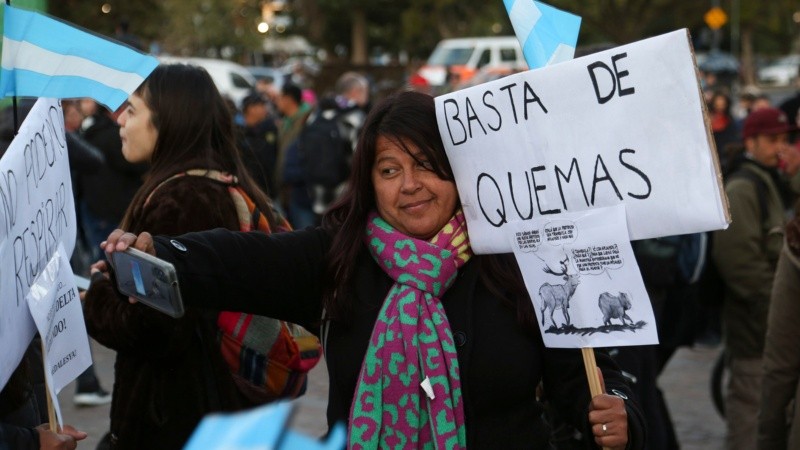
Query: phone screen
xmin=112 ymin=249 xmax=184 ymax=318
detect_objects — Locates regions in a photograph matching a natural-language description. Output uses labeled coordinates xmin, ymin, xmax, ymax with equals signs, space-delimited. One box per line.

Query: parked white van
xmin=158 ymin=56 xmax=256 ymax=107
xmin=418 ymin=36 xmax=527 ymax=87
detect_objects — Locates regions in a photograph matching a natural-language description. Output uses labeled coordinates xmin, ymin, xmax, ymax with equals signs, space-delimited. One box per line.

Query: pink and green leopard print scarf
xmin=348 ymin=210 xmax=472 ymax=449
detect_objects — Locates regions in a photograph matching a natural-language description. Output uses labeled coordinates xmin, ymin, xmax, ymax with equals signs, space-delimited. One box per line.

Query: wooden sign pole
xmin=40 ymin=340 xmax=60 ymax=433
xmin=582 ymin=347 xmax=610 ymax=450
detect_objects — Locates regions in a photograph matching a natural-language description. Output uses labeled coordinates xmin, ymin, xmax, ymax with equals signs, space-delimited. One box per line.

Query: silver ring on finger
xmin=602 ymin=423 xmax=608 ymax=434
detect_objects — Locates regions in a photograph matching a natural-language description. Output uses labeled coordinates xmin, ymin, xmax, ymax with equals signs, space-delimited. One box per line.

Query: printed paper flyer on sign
xmin=0 ymin=98 xmax=77 ymax=390
xmin=435 ymin=29 xmax=728 ymax=254
xmin=26 ymin=244 xmax=92 ymax=426
xmin=510 ymin=204 xmax=658 ymax=348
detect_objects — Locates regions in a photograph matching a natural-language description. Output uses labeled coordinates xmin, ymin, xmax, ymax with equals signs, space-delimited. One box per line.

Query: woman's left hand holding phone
xmin=99 ymin=229 xmax=156 ymax=304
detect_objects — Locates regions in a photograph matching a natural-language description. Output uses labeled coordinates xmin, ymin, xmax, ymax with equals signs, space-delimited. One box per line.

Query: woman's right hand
xmin=101 ymin=229 xmax=156 ymax=256
xmin=36 ymin=424 xmax=87 ymax=450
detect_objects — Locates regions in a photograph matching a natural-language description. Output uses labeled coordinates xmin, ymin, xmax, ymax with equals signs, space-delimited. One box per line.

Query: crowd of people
xmin=703 ymin=66 xmax=800 ymax=450
xmin=1 ymin=55 xmax=800 ymax=450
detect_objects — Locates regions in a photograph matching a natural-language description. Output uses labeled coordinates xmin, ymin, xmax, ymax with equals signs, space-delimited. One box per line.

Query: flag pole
xmin=5 ymin=0 xmax=19 ymax=135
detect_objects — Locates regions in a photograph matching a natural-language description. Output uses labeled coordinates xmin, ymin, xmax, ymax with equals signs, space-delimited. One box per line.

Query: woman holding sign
xmin=101 ymin=91 xmax=645 ymax=449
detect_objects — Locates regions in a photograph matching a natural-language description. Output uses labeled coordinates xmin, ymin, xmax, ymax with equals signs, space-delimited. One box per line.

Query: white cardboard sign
xmin=510 ymin=205 xmax=658 ymax=348
xmin=0 ymin=98 xmax=77 ymax=390
xmin=26 ymin=244 xmax=92 ymax=426
xmin=435 ymin=29 xmax=728 ymax=254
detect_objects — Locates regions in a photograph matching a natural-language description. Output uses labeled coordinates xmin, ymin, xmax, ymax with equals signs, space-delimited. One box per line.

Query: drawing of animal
xmin=538 ymin=256 xmax=580 ymax=328
xmin=598 ymin=292 xmax=633 ymax=326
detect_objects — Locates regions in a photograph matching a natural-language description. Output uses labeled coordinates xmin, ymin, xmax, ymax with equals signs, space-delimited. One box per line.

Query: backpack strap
xmin=143 ymin=169 xmax=236 ymax=208
xmin=728 ymin=168 xmax=769 ymax=225
xmin=144 ymin=169 xmax=290 ymax=234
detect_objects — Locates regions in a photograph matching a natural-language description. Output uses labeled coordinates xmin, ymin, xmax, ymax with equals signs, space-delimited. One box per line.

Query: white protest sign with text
xmin=510 ymin=204 xmax=658 ymax=348
xmin=0 ymin=98 xmax=77 ymax=390
xmin=436 ymin=29 xmax=727 ymax=254
xmin=26 ymin=244 xmax=91 ymax=426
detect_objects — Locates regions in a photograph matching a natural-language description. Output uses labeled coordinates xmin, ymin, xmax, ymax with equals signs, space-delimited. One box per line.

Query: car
xmin=418 ymin=36 xmax=528 ymax=87
xmin=696 ymin=50 xmax=740 ymax=75
xmin=158 ymin=56 xmax=256 ymax=107
xmin=456 ymin=65 xmax=523 ymax=89
xmin=245 ymin=66 xmax=287 ymax=91
xmin=758 ymin=54 xmax=800 ymax=87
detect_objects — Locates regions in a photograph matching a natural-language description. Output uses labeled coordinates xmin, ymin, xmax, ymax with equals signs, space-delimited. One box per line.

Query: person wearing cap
xmin=758 ymin=197 xmax=800 ymax=450
xmin=712 ymin=107 xmax=796 ymax=450
xmin=238 ymin=93 xmax=278 ymax=197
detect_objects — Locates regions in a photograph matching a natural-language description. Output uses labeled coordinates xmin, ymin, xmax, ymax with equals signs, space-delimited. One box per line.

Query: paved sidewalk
xmin=61 ymin=341 xmax=725 ymax=448
xmin=660 ymin=345 xmax=725 ymax=450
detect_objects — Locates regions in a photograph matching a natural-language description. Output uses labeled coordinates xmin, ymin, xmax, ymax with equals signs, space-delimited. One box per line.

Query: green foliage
xmin=401 ymin=1 xmax=512 ymax=59
xmin=39 ymin=0 xmax=800 ymax=64
xmin=297 ymin=0 xmax=512 ymax=60
xmin=50 ymin=0 xmax=164 ymax=43
xmin=734 ymin=0 xmax=798 ymax=55
xmin=547 ymin=1 xmax=707 ymax=45
xmin=48 ymin=0 xmax=262 ymax=60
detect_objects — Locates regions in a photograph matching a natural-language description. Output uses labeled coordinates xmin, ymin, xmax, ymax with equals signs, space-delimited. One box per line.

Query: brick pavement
xmin=61 ymin=340 xmax=725 ymax=448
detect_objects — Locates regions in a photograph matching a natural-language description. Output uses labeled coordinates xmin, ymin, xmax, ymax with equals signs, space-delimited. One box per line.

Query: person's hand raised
xmin=101 ymin=229 xmax=155 ymax=256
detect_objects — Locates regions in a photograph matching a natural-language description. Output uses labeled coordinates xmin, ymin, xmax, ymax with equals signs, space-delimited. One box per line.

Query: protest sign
xmin=26 ymin=243 xmax=92 ymax=426
xmin=0 ymin=98 xmax=76 ymax=390
xmin=435 ymin=29 xmax=728 ymax=254
xmin=510 ymin=204 xmax=657 ymax=348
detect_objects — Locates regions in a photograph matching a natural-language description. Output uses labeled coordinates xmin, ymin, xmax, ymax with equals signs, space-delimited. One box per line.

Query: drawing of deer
xmin=538 ymin=255 xmax=581 ymax=328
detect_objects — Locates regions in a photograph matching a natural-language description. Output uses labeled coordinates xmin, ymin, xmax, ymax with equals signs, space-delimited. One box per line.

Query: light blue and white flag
xmin=0 ymin=4 xmax=158 ymax=110
xmin=504 ymin=0 xmax=581 ymax=70
xmin=184 ymin=401 xmax=347 ymax=450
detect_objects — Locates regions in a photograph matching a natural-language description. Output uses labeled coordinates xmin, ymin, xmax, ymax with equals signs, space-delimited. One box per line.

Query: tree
xmin=532 ymin=1 xmax=799 ymax=84
xmin=295 ymin=0 xmax=411 ymax=64
xmin=401 ymin=0 xmax=512 ymax=59
xmin=50 ymin=0 xmax=263 ymax=61
xmin=294 ymin=0 xmax=512 ymax=63
xmin=157 ymin=0 xmax=262 ymax=59
xmin=547 ymin=1 xmax=707 ymax=45
xmin=729 ymin=0 xmax=799 ymax=83
xmin=50 ymin=0 xmax=164 ymax=46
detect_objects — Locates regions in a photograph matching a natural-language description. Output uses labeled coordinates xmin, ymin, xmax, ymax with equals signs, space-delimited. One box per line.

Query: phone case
xmin=111 ymin=247 xmax=185 ymax=318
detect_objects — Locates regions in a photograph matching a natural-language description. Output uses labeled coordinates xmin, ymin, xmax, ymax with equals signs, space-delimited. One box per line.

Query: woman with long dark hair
xmin=82 ymin=64 xmax=288 ymax=450
xmin=100 ymin=90 xmax=645 ymax=449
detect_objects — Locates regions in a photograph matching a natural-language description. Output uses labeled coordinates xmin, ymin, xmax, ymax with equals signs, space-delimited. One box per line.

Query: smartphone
xmin=111 ymin=247 xmax=185 ymax=318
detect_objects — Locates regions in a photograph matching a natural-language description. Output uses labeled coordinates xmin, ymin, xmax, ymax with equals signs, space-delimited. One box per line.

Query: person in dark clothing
xmin=114 ymin=18 xmax=143 ymax=51
xmin=100 ymin=91 xmax=646 ymax=449
xmin=237 ymin=93 xmax=278 ymax=197
xmin=709 ymin=91 xmax=741 ymax=174
xmin=779 ymin=65 xmax=800 ymax=144
xmin=1 ymin=339 xmax=87 ymax=450
xmin=77 ymin=99 xmax=149 ymax=261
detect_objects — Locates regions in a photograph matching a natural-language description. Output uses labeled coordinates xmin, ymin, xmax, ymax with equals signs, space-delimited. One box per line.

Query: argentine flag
xmin=504 ymin=0 xmax=581 ymax=70
xmin=0 ymin=4 xmax=158 ymax=111
xmin=184 ymin=401 xmax=346 ymax=450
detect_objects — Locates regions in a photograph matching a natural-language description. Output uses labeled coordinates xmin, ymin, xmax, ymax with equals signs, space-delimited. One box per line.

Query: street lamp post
xmin=731 ymin=0 xmax=740 ymax=58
